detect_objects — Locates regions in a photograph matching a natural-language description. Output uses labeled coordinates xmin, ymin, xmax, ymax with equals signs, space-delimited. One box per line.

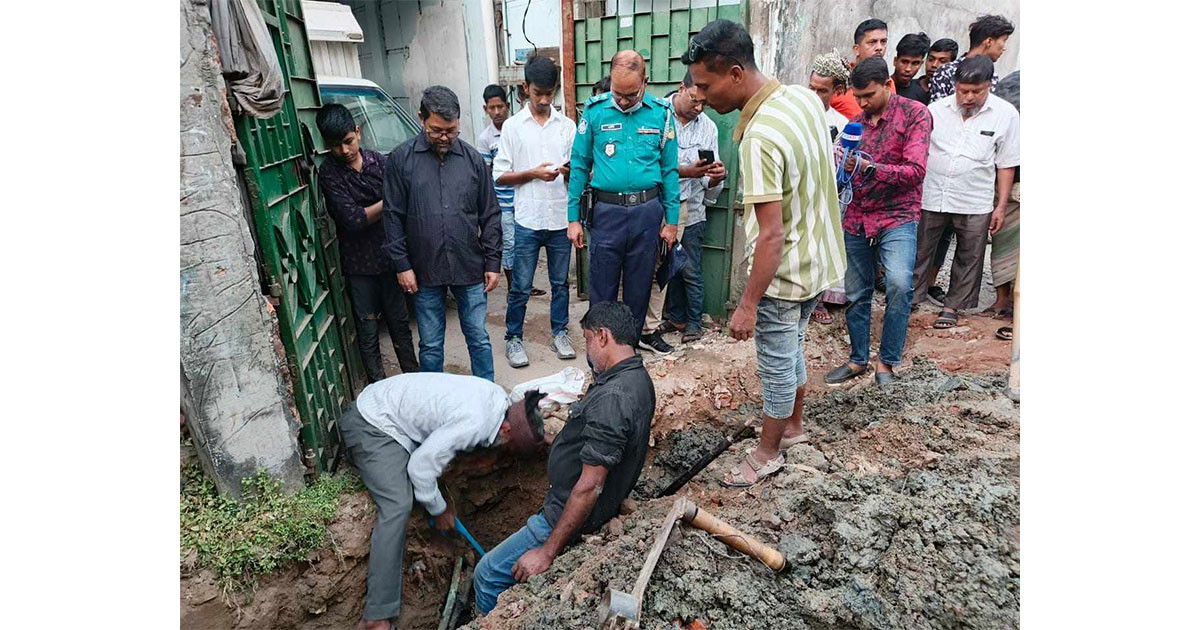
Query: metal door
xmin=572 ymin=0 xmax=747 ymax=319
xmin=233 ymin=0 xmax=363 ymax=473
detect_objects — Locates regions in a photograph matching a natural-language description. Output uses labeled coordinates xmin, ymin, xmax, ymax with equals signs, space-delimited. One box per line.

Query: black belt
xmin=593 ymin=188 xmax=659 ymax=206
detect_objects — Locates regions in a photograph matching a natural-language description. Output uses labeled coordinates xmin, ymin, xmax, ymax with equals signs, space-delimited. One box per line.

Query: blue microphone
xmin=835 ymin=122 xmax=871 ymax=208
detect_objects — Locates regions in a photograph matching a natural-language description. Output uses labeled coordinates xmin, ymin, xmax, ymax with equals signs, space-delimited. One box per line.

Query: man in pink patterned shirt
xmin=824 ymin=57 xmax=933 ymax=387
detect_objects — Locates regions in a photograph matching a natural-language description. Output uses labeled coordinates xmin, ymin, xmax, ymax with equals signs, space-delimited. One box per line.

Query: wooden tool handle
xmin=681 ymin=500 xmax=786 ymax=572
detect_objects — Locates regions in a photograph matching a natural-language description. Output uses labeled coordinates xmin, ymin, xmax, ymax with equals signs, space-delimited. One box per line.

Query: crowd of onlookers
xmin=319 ymin=13 xmax=1021 ymax=629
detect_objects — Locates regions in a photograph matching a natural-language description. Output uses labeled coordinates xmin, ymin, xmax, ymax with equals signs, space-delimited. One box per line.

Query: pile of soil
xmin=469 ymin=359 xmax=1019 ymax=630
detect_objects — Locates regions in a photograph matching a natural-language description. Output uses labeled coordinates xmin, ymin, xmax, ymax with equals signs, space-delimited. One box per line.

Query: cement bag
xmin=509 ymin=367 xmax=587 ymax=409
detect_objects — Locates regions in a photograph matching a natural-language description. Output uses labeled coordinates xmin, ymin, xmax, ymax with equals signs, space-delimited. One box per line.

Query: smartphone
xmin=698 ymin=149 xmax=715 ymax=165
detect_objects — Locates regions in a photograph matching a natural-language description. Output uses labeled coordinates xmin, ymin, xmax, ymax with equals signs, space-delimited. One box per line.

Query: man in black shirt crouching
xmin=473 ymin=301 xmax=655 ymax=616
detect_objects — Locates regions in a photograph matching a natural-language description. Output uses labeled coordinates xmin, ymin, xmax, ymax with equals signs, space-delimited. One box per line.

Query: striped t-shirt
xmin=736 ymin=79 xmax=846 ymax=302
xmin=476 ymin=122 xmax=516 ymax=212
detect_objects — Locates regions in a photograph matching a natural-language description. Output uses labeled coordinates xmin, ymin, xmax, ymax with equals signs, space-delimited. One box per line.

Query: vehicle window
xmin=320 ymin=86 xmax=419 ymax=154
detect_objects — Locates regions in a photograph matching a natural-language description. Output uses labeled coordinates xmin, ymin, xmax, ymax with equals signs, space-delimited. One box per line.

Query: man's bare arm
xmin=511 ymin=464 xmax=608 ymax=582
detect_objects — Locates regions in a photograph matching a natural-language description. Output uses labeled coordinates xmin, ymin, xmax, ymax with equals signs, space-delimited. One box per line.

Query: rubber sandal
xmin=995 ymin=307 xmax=1013 ymax=320
xmin=933 ymin=311 xmax=958 ymax=329
xmin=813 ymin=306 xmax=833 ymax=325
xmin=995 ymin=326 xmax=1013 ymax=340
xmin=720 ymin=452 xmax=786 ymax=488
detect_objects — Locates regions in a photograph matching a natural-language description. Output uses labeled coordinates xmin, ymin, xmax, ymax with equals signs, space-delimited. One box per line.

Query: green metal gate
xmin=572 ymin=0 xmax=747 ymax=319
xmin=233 ymin=0 xmax=363 ymax=473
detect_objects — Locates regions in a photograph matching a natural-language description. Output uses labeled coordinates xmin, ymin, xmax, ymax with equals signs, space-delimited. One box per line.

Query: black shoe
xmin=875 ymin=371 xmax=897 ymax=387
xmin=639 ymin=332 xmax=675 ymax=355
xmin=824 ymin=362 xmax=870 ymax=385
xmin=927 ymin=286 xmax=947 ymax=306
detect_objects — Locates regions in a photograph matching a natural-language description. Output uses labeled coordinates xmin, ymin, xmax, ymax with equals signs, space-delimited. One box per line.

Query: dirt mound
xmin=469 ymin=359 xmax=1019 ymax=630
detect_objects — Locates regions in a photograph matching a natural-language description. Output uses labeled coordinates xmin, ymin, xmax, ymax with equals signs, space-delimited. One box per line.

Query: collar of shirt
xmin=593 ymin=355 xmax=645 ymax=386
xmin=946 ymin=93 xmax=996 ymax=118
xmin=605 ymin=90 xmax=656 ymax=113
xmin=734 ymin=77 xmax=781 ymax=142
xmin=415 ymin=133 xmax=466 ymax=157
xmin=329 ymin=147 xmax=382 ymax=174
xmin=513 ymin=102 xmax=567 ymax=127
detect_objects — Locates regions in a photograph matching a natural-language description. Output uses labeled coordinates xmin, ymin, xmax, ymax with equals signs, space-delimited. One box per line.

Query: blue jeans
xmin=500 ymin=210 xmax=515 ymax=270
xmin=412 ymin=283 xmax=494 ymax=381
xmin=474 ymin=513 xmax=553 ymax=616
xmin=506 ymin=224 xmax=571 ymax=340
xmin=844 ymin=222 xmax=918 ymax=367
xmin=666 ymin=220 xmax=706 ymax=330
xmin=754 ymin=295 xmax=821 ymax=419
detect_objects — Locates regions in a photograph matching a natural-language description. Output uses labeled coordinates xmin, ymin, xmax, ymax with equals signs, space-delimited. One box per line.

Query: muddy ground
xmin=181 ymin=292 xmax=1018 ymax=629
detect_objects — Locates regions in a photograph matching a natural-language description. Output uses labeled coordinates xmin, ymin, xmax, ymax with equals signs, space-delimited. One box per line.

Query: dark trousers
xmin=912 ymin=211 xmax=991 ymax=311
xmin=588 ymin=198 xmax=665 ymax=328
xmin=339 ymin=402 xmax=413 ymax=621
xmin=346 ymin=272 xmax=420 ymax=381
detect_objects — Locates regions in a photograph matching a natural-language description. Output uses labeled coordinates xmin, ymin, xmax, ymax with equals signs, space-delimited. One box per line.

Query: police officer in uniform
xmin=567 ymin=50 xmax=680 ymax=337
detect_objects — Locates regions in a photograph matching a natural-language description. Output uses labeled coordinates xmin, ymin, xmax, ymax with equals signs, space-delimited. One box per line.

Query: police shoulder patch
xmin=578 ymin=119 xmax=588 ymax=134
xmin=585 ymin=93 xmax=610 ymax=106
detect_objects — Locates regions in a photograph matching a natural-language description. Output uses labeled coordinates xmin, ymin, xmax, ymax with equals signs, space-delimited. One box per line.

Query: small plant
xmin=180 ymin=464 xmax=363 ymax=592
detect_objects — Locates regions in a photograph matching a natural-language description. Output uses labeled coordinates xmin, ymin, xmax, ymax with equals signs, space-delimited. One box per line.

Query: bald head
xmin=611 ymin=50 xmax=646 ymax=77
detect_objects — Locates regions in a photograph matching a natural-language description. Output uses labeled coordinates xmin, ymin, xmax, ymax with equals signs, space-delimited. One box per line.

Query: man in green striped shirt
xmin=685 ymin=19 xmax=846 ymax=488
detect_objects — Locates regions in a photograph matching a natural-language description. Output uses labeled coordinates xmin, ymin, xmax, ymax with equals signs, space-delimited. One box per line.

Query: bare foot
xmin=356 ymin=618 xmax=391 ymax=630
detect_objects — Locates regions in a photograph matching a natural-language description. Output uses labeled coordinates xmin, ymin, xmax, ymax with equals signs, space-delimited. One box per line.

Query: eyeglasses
xmin=424 ymin=127 xmax=460 ymax=140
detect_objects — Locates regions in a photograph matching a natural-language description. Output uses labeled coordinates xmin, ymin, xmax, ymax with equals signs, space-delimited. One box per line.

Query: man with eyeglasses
xmin=382 ymin=85 xmax=502 ymax=381
xmin=566 ymin=50 xmax=680 ymax=344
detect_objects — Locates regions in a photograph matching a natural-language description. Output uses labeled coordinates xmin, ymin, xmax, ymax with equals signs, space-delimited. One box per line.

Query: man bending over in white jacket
xmin=338 ymin=372 xmax=545 ymax=630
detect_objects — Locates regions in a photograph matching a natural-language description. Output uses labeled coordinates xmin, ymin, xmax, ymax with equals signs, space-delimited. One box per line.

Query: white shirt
xmin=355 ymin=373 xmax=509 ymax=516
xmin=476 ymin=121 xmax=502 ymax=157
xmin=493 ymin=104 xmax=577 ymax=231
xmin=923 ymin=94 xmax=1021 ymax=214
xmin=825 ymin=106 xmax=849 ymax=143
xmin=673 ymin=107 xmax=724 ymax=227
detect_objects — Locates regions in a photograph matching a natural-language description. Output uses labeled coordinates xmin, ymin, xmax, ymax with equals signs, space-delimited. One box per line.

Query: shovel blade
xmin=598 ymin=588 xmax=639 ymax=628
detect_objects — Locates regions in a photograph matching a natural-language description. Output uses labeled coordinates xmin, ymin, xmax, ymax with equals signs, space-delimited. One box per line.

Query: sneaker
xmin=506 ymin=337 xmax=529 ymax=368
xmin=552 ymin=332 xmax=576 ymax=359
xmin=927 ymin=286 xmax=947 ymax=306
xmin=639 ymin=332 xmax=675 ymax=355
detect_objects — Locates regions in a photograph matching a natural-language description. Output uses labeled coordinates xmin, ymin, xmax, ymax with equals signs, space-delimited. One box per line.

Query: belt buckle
xmin=627 ymin=193 xmax=638 ymax=205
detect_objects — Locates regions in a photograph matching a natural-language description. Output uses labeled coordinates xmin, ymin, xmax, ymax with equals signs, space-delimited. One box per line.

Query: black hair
xmin=483 ymin=84 xmax=507 ymax=104
xmin=854 ymin=18 xmax=888 ymax=44
xmin=681 ymin=69 xmax=694 ymax=88
xmin=580 ymin=301 xmax=639 ymax=348
xmin=896 ymin=32 xmax=931 ymax=59
xmin=315 ymin=103 xmax=356 ymax=144
xmin=955 ymin=54 xmax=994 ymax=85
xmin=969 ymin=14 xmax=1015 ymax=49
xmin=525 ymin=55 xmax=560 ymax=89
xmin=419 ymin=85 xmax=460 ymax=121
xmin=521 ymin=390 xmax=546 ymax=442
xmin=592 ymin=75 xmax=611 ymax=95
xmin=994 ymin=70 xmax=1020 ymax=112
xmin=681 ymin=18 xmax=758 ymax=72
xmin=930 ymin=38 xmax=959 ymax=59
xmin=850 ymin=57 xmax=890 ymax=89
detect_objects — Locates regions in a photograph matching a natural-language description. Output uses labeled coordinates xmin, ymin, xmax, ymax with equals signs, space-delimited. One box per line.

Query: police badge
xmin=604 ymin=142 xmax=616 ymax=157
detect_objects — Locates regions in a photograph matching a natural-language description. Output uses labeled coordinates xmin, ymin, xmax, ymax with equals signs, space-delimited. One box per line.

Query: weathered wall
xmin=180 ymin=0 xmax=305 ymax=498
xmin=350 ymin=0 xmax=489 ymax=143
xmin=750 ymin=0 xmax=1020 ymax=86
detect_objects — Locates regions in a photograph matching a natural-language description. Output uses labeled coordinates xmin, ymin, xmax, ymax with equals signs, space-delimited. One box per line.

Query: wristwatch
xmin=862 ymin=158 xmax=876 ymax=180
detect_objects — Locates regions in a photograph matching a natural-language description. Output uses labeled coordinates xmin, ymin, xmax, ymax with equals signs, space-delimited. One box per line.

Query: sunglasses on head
xmin=684 ymin=37 xmax=743 ymax=68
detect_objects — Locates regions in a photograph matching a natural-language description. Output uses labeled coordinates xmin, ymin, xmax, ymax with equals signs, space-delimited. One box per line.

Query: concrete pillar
xmin=180 ymin=0 xmax=305 ymax=499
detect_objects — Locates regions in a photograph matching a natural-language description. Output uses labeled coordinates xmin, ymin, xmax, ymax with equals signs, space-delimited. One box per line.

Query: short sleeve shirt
xmin=923 ymin=94 xmax=1021 ymax=214
xmin=540 ymin=356 xmax=654 ymax=534
xmin=736 ymin=79 xmax=847 ymax=302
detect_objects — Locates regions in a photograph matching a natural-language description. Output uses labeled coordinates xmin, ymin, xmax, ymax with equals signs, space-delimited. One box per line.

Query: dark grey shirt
xmin=541 ymin=355 xmax=655 ymax=534
xmin=382 ymin=134 xmax=502 ymax=287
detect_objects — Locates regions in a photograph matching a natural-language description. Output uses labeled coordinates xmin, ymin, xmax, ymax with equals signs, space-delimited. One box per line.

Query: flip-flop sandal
xmin=995 ymin=307 xmax=1014 ymax=319
xmin=779 ymin=433 xmax=810 ymax=449
xmin=995 ymin=326 xmax=1013 ymax=340
xmin=813 ymin=307 xmax=833 ymax=325
xmin=530 ymin=287 xmax=547 ymax=296
xmin=933 ymin=311 xmax=959 ymax=329
xmin=720 ymin=452 xmax=786 ymax=488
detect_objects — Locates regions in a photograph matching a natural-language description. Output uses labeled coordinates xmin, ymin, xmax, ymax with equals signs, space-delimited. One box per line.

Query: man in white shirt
xmin=644 ymin=71 xmax=725 ymax=350
xmin=493 ymin=56 xmax=578 ymax=367
xmin=912 ymin=56 xmax=1019 ymax=329
xmin=339 ymin=372 xmax=546 ymax=630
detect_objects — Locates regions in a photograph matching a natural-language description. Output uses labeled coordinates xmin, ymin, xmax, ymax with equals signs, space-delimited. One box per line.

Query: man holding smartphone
xmin=643 ymin=71 xmax=726 ymax=351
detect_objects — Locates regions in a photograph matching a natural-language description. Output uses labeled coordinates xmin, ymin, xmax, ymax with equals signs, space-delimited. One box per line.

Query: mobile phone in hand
xmin=698 ymin=149 xmax=715 ymax=165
